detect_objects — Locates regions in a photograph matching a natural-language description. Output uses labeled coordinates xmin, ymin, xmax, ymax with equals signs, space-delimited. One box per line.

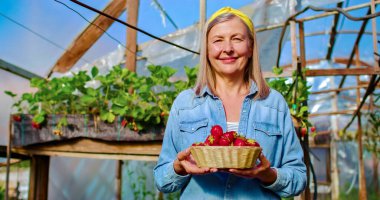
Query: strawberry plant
xmin=5 ymin=65 xmax=198 ymax=132
xmin=268 ymin=67 xmax=313 ymax=133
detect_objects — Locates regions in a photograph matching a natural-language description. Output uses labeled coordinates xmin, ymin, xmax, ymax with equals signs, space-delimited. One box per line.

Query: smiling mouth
xmin=219 ymin=57 xmax=237 ymax=63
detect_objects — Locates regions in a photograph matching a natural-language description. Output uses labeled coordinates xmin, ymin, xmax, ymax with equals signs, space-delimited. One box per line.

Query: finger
xmin=177 ymin=148 xmax=191 ymax=161
xmin=182 ymin=162 xmax=210 ymax=174
xmin=210 ymin=168 xmax=218 ymax=173
xmin=228 ymin=168 xmax=253 ymax=178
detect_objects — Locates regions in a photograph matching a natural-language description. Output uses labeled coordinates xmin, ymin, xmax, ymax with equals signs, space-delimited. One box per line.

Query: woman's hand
xmin=228 ymin=153 xmax=277 ymax=185
xmin=173 ymin=148 xmax=218 ymax=176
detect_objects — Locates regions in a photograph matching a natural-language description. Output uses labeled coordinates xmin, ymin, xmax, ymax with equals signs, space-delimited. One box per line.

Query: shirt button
xmin=243 ymin=110 xmax=246 ymax=113
xmin=191 ymin=128 xmax=195 ymax=131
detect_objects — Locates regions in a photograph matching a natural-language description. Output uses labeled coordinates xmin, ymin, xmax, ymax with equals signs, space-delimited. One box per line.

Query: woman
xmin=154 ymin=7 xmax=306 ymax=199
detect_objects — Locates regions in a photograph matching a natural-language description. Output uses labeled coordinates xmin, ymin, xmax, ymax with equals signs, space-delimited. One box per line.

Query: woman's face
xmin=207 ymin=17 xmax=252 ymax=79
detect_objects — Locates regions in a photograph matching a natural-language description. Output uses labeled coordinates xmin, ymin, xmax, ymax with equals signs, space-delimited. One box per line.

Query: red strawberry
xmin=224 ymin=131 xmax=237 ymax=142
xmin=204 ymin=135 xmax=217 ymax=146
xmin=218 ymin=135 xmax=231 ymax=146
xmin=12 ymin=115 xmax=22 ymax=122
xmin=211 ymin=125 xmax=223 ymax=138
xmin=310 ymin=126 xmax=316 ymax=132
xmin=233 ymin=137 xmax=247 ymax=146
xmin=121 ymin=119 xmax=128 ymax=127
xmin=192 ymin=142 xmax=205 ymax=146
xmin=32 ymin=121 xmax=41 ymax=129
xmin=247 ymin=139 xmax=260 ymax=147
xmin=301 ymin=127 xmax=307 ymax=136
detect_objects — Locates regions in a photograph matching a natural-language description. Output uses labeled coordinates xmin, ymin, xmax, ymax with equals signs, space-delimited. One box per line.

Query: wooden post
xmin=290 ymin=21 xmax=298 ymax=70
xmin=298 ymin=21 xmax=311 ymax=200
xmin=28 ymin=156 xmax=50 ymax=200
xmin=115 ymin=160 xmax=123 ymax=200
xmin=370 ymin=0 xmax=379 ymax=71
xmin=5 ymin=118 xmax=11 ymax=200
xmin=199 ymin=0 xmax=206 ymax=49
xmin=330 ymin=78 xmax=340 ymax=200
xmin=125 ymin=0 xmax=139 ymax=72
xmin=355 ymin=46 xmax=367 ymax=200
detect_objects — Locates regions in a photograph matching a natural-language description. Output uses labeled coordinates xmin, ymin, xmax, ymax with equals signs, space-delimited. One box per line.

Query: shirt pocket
xmin=179 ymin=118 xmax=209 ymax=148
xmin=250 ymin=122 xmax=282 ymax=159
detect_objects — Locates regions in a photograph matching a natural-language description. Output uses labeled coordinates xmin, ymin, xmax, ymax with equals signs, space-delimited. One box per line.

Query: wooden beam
xmin=51 ymin=0 xmax=126 ymax=74
xmin=309 ymin=110 xmax=355 ymax=117
xmin=256 ymin=2 xmax=378 ymax=33
xmin=326 ymin=2 xmax=343 ymax=60
xmin=0 ymin=59 xmax=42 ymax=80
xmin=280 ymin=58 xmax=373 ymax=69
xmin=311 ymin=85 xmax=368 ymax=95
xmin=125 ymin=0 xmax=139 ymax=72
xmin=305 ymin=68 xmax=379 ymax=76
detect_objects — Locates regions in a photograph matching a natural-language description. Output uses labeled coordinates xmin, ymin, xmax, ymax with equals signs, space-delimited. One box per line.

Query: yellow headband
xmin=208 ymin=7 xmax=254 ymax=34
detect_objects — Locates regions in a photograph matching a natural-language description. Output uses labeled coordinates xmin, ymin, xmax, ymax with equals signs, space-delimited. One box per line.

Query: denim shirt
xmin=154 ymin=82 xmax=307 ymax=199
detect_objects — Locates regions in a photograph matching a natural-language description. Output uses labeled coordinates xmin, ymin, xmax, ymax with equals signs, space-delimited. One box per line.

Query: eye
xmin=233 ymin=37 xmax=243 ymax=41
xmin=213 ymin=39 xmax=222 ymax=43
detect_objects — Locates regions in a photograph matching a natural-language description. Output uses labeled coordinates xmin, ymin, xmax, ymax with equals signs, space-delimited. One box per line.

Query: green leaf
xmin=272 ymin=66 xmax=283 ymax=75
xmin=21 ymin=93 xmax=33 ymax=102
xmin=30 ymin=78 xmax=46 ymax=88
xmin=57 ymin=117 xmax=68 ymax=128
xmin=91 ymin=66 xmax=99 ymax=78
xmin=80 ymin=95 xmax=97 ymax=105
xmin=4 ymin=90 xmax=17 ymax=97
xmin=86 ymin=88 xmax=98 ymax=97
xmin=100 ymin=111 xmax=115 ymax=123
xmin=33 ymin=113 xmax=45 ymax=124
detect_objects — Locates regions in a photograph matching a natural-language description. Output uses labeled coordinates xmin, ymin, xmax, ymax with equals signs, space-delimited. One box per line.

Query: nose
xmin=223 ymin=41 xmax=234 ymax=54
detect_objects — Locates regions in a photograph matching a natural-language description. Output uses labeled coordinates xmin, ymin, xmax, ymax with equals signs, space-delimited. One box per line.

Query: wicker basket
xmin=190 ymin=146 xmax=262 ymax=169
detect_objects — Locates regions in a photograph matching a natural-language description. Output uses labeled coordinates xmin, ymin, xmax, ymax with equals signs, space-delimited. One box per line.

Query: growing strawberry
xmin=301 ymin=127 xmax=307 ymax=136
xmin=32 ymin=121 xmax=41 ymax=129
xmin=12 ymin=115 xmax=21 ymax=122
xmin=310 ymin=126 xmax=316 ymax=132
xmin=121 ymin=119 xmax=128 ymax=127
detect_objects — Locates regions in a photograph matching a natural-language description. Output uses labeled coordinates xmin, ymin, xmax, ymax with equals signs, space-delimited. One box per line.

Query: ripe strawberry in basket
xmin=218 ymin=135 xmax=232 ymax=146
xmin=247 ymin=139 xmax=260 ymax=147
xmin=233 ymin=136 xmax=247 ymax=146
xmin=204 ymin=135 xmax=218 ymax=146
xmin=224 ymin=131 xmax=237 ymax=142
xmin=211 ymin=125 xmax=223 ymax=138
xmin=192 ymin=142 xmax=205 ymax=146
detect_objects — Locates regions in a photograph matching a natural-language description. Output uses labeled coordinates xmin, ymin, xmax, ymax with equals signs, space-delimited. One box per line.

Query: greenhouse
xmin=0 ymin=0 xmax=379 ymax=199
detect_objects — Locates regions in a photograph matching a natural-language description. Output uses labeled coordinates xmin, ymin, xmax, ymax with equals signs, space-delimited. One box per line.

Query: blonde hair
xmin=194 ymin=13 xmax=270 ymax=99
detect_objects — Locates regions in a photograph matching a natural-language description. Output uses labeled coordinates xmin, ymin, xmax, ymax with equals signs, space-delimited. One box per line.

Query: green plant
xmin=5 ymin=65 xmax=198 ymax=131
xmin=364 ymin=92 xmax=380 ymax=155
xmin=268 ymin=67 xmax=313 ymax=132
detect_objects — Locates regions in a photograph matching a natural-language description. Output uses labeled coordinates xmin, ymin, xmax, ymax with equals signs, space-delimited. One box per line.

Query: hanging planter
xmin=6 ymin=65 xmax=198 ymax=147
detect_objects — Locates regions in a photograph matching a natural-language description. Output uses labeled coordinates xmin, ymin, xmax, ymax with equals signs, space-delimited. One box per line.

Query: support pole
xmin=126 ymin=0 xmax=139 ymax=72
xmin=355 ymin=46 xmax=367 ymax=200
xmin=28 ymin=156 xmax=50 ymax=200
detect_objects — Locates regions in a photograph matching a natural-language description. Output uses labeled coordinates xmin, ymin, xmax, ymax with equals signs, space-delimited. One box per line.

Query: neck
xmin=214 ymin=77 xmax=249 ymax=97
